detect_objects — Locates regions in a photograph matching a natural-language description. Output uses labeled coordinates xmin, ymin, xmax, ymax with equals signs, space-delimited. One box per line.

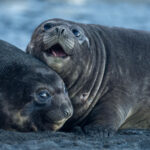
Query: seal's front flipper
xmin=83 ymin=88 xmax=133 ymax=138
xmin=83 ymin=124 xmax=116 ymax=138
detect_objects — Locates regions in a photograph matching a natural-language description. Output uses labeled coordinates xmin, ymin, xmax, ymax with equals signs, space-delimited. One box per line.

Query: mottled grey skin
xmin=0 ymin=40 xmax=73 ymax=132
xmin=27 ymin=18 xmax=150 ymax=136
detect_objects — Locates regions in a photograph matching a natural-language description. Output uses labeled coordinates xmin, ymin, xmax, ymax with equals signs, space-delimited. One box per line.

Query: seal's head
xmin=26 ymin=18 xmax=90 ymax=86
xmin=0 ymin=65 xmax=73 ymax=132
xmin=0 ymin=40 xmax=73 ymax=132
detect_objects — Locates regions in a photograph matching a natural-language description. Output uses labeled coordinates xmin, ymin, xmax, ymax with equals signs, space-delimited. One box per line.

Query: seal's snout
xmin=63 ymin=108 xmax=73 ymax=118
xmin=43 ymin=23 xmax=66 ymax=36
xmin=55 ymin=26 xmax=65 ymax=36
xmin=42 ymin=22 xmax=75 ymax=57
xmin=58 ymin=97 xmax=73 ymax=119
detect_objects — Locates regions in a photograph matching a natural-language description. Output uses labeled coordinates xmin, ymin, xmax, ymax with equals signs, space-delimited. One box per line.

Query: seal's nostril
xmin=55 ymin=27 xmax=65 ymax=35
xmin=55 ymin=27 xmax=59 ymax=33
xmin=61 ymin=29 xmax=65 ymax=34
xmin=64 ymin=109 xmax=71 ymax=118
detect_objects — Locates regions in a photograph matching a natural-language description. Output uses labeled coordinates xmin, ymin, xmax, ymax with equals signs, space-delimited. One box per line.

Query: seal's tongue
xmin=49 ymin=44 xmax=67 ymax=57
xmin=51 ymin=49 xmax=66 ymax=57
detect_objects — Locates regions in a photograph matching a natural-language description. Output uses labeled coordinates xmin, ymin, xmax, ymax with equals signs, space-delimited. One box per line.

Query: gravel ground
xmin=0 ymin=129 xmax=150 ymax=150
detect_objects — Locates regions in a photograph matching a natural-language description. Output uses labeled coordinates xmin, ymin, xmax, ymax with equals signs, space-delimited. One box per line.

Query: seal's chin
xmin=42 ymin=116 xmax=67 ymax=131
xmin=11 ymin=112 xmax=67 ymax=132
xmin=44 ymin=120 xmax=66 ymax=131
xmin=44 ymin=43 xmax=68 ymax=59
xmin=42 ymin=42 xmax=71 ymax=72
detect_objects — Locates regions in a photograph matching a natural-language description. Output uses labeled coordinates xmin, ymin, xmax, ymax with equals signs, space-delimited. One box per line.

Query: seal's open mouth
xmin=44 ymin=44 xmax=68 ymax=58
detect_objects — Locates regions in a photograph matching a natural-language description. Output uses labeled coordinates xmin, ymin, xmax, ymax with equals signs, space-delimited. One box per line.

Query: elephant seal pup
xmin=27 ymin=18 xmax=150 ymax=136
xmin=0 ymin=40 xmax=73 ymax=132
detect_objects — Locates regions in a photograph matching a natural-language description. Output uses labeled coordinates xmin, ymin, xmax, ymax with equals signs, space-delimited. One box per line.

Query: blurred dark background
xmin=0 ymin=0 xmax=150 ymax=50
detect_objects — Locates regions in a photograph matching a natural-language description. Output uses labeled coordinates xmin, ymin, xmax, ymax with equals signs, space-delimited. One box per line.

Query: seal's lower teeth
xmin=52 ymin=49 xmax=57 ymax=56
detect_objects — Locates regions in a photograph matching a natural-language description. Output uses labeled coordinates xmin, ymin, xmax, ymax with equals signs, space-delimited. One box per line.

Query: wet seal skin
xmin=27 ymin=18 xmax=150 ymax=137
xmin=0 ymin=40 xmax=73 ymax=132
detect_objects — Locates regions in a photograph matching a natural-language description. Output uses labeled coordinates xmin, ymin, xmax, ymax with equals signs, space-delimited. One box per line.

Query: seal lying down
xmin=27 ymin=18 xmax=150 ymax=137
xmin=0 ymin=40 xmax=73 ymax=132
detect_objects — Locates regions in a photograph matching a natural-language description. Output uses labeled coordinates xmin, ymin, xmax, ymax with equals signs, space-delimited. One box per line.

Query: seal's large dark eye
xmin=43 ymin=23 xmax=52 ymax=31
xmin=36 ymin=89 xmax=52 ymax=104
xmin=72 ymin=29 xmax=81 ymax=37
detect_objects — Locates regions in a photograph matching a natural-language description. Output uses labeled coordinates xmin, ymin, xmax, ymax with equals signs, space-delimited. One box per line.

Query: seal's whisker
xmin=43 ymin=36 xmax=57 ymax=44
xmin=64 ymin=39 xmax=74 ymax=49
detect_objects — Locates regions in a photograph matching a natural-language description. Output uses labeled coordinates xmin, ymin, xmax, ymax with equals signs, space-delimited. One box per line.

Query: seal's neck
xmin=61 ymin=25 xmax=107 ymax=127
xmin=74 ymin=26 xmax=107 ymax=125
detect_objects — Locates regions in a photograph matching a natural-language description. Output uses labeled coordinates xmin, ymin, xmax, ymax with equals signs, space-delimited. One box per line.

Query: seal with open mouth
xmin=0 ymin=40 xmax=73 ymax=132
xmin=27 ymin=18 xmax=150 ymax=137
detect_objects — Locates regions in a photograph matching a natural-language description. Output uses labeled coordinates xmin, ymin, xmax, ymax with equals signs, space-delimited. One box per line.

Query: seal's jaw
xmin=41 ymin=116 xmax=67 ymax=131
xmin=44 ymin=43 xmax=68 ymax=58
xmin=42 ymin=42 xmax=72 ymax=73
